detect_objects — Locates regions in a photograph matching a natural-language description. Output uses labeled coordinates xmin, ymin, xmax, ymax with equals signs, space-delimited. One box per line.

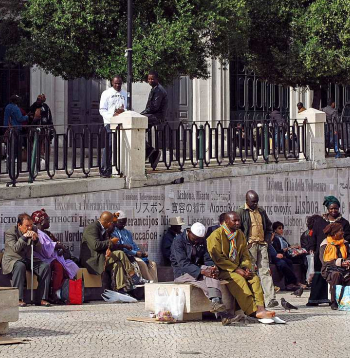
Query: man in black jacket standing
xmin=141 ymin=70 xmax=168 ymax=169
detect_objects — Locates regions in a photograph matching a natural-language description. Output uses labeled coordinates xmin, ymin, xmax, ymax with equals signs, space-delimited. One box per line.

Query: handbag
xmin=287 ymin=247 xmax=308 ymax=257
xmin=336 ymin=285 xmax=350 ymax=311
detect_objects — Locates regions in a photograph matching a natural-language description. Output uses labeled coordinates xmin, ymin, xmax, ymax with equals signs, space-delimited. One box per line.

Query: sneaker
xmin=267 ymin=299 xmax=279 ymax=308
xmin=210 ymin=297 xmax=227 ymax=313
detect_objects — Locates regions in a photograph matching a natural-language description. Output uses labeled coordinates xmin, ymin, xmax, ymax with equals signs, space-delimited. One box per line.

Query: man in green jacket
xmin=80 ymin=211 xmax=140 ymax=293
xmin=207 ymin=211 xmax=275 ymax=319
xmin=236 ymin=190 xmax=278 ymax=308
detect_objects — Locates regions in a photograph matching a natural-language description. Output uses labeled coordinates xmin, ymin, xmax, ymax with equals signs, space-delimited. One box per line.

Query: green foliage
xmin=3 ymin=0 xmax=350 ymax=87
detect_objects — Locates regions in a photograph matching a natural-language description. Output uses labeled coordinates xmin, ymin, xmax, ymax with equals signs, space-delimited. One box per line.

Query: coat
xmin=80 ymin=220 xmax=110 ymax=275
xmin=207 ymin=227 xmax=252 ymax=273
xmin=161 ymin=228 xmax=177 ymax=266
xmin=308 ymin=215 xmax=350 ymax=271
xmin=140 ymin=84 xmax=168 ymax=121
xmin=170 ymin=230 xmax=214 ymax=279
xmin=2 ymin=225 xmax=43 ymax=275
xmin=236 ymin=205 xmax=273 ymax=244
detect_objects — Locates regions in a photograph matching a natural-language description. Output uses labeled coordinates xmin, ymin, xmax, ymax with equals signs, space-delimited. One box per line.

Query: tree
xmin=1 ymin=0 xmax=247 ymax=84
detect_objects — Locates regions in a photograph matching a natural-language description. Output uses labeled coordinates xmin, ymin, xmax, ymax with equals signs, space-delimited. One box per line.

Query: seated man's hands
xmin=209 ymin=266 xmax=219 ymax=279
xmin=200 ymin=267 xmax=213 ymax=278
xmin=141 ymin=252 xmax=148 ymax=258
xmin=276 ymin=253 xmax=284 ymax=259
xmin=106 ymin=248 xmax=112 ymax=258
xmin=236 ymin=267 xmax=254 ymax=280
xmin=123 ymin=244 xmax=133 ymax=251
xmin=342 ymin=260 xmax=350 ymax=268
xmin=136 ymin=251 xmax=143 ymax=258
xmin=110 ymin=237 xmax=119 ymax=245
xmin=24 ymin=230 xmax=38 ymax=242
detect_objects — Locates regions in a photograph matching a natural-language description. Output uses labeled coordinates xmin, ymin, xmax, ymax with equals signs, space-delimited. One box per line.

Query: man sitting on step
xmin=207 ymin=211 xmax=276 ymax=319
xmin=170 ymin=222 xmax=240 ymax=325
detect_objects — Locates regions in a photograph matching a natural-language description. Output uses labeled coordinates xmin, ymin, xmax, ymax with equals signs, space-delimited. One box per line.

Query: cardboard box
xmin=77 ymin=268 xmax=102 ymax=288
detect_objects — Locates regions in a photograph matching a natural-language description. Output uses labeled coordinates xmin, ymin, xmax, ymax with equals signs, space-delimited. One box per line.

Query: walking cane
xmin=31 ymin=240 xmax=34 ymax=304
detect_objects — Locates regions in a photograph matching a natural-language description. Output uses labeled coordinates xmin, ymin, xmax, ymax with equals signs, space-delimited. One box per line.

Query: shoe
xmin=306 ymin=302 xmax=319 ymax=307
xmin=150 ymin=149 xmax=161 ymax=169
xmin=210 ymin=298 xmax=227 ymax=313
xmin=18 ymin=300 xmax=27 ymax=307
xmin=145 ymin=147 xmax=155 ymax=160
xmin=100 ymin=170 xmax=112 ymax=178
xmin=274 ymin=286 xmax=280 ymax=293
xmin=330 ymin=302 xmax=338 ymax=310
xmin=267 ymin=299 xmax=279 ymax=308
xmin=220 ymin=311 xmax=245 ymax=326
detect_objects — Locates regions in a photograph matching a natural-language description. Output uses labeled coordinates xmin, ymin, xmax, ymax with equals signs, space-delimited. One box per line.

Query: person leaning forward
xmin=236 ymin=190 xmax=278 ymax=308
xmin=207 ymin=212 xmax=275 ymax=319
xmin=2 ymin=213 xmax=51 ymax=307
xmin=80 ymin=211 xmax=140 ymax=293
xmin=170 ymin=222 xmax=242 ymax=325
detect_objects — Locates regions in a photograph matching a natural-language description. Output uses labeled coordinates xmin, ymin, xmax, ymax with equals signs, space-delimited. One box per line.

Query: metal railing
xmin=148 ymin=119 xmax=308 ymax=171
xmin=1 ymin=124 xmax=122 ymax=186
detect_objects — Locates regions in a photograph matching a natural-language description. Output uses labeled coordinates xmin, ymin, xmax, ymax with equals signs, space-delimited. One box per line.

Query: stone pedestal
xmin=297 ymin=108 xmax=326 ymax=162
xmin=145 ymin=282 xmax=235 ymax=321
xmin=0 ymin=287 xmax=19 ymax=334
xmin=110 ymin=111 xmax=148 ymax=188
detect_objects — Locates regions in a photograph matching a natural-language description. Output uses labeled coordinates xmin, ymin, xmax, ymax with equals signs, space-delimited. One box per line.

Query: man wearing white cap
xmin=161 ymin=216 xmax=184 ymax=265
xmin=112 ymin=210 xmax=158 ymax=282
xmin=170 ymin=222 xmax=238 ymax=325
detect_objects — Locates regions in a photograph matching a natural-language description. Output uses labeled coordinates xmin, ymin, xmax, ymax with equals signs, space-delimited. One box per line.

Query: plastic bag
xmin=168 ymin=287 xmax=185 ymax=321
xmin=155 ymin=287 xmax=174 ymax=322
xmin=101 ymin=289 xmax=138 ymax=303
xmin=336 ymin=285 xmax=350 ymax=311
xmin=306 ymin=253 xmax=315 ymax=284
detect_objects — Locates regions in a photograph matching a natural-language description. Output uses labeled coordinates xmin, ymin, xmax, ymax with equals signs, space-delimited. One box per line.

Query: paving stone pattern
xmin=1 ymin=292 xmax=350 ymax=358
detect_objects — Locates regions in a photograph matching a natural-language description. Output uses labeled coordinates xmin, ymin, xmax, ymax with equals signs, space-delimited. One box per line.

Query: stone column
xmin=110 ymin=111 xmax=148 ymax=188
xmin=297 ymin=108 xmax=326 ymax=162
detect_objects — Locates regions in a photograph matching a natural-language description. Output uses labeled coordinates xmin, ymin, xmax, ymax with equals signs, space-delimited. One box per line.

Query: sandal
xmin=40 ymin=300 xmax=52 ymax=307
xmin=18 ymin=301 xmax=27 ymax=307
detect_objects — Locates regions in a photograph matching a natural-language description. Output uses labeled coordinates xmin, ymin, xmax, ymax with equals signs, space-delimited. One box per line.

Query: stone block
xmin=0 ymin=322 xmax=9 ymax=334
xmin=0 ymin=288 xmax=19 ymax=323
xmin=144 ymin=282 xmax=234 ymax=320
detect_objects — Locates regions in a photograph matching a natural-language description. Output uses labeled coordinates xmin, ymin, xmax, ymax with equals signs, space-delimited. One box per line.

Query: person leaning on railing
xmin=3 ymin=95 xmax=29 ymax=161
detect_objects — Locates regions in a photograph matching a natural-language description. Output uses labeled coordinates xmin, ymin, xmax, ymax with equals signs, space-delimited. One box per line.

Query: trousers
xmin=174 ymin=265 xmax=222 ymax=299
xmin=12 ymin=258 xmax=51 ymax=301
xmin=219 ymin=270 xmax=265 ymax=316
xmin=249 ymin=243 xmax=275 ymax=303
xmin=135 ymin=257 xmax=158 ymax=282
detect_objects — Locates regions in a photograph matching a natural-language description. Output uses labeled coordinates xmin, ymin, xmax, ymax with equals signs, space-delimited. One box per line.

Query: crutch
xmin=31 ymin=240 xmax=34 ymax=304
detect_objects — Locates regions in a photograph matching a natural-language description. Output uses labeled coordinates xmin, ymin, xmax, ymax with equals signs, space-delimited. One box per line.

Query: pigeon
xmin=281 ymin=298 xmax=298 ymax=312
xmin=291 ymin=287 xmax=304 ymax=297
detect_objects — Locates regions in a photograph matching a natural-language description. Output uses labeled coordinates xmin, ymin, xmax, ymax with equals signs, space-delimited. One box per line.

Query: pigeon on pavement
xmin=281 ymin=298 xmax=298 ymax=312
xmin=291 ymin=287 xmax=304 ymax=297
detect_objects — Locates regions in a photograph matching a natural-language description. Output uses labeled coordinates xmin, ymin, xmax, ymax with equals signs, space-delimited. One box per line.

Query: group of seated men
xmin=1 ymin=209 xmax=157 ymax=306
xmin=169 ymin=212 xmax=276 ymax=325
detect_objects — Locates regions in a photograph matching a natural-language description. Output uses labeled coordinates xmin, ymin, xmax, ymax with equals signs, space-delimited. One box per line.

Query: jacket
xmin=4 ymin=103 xmax=28 ymax=128
xmin=80 ymin=220 xmax=110 ymax=275
xmin=161 ymin=228 xmax=178 ymax=266
xmin=319 ymin=239 xmax=350 ymax=280
xmin=2 ymin=225 xmax=43 ymax=275
xmin=271 ymin=234 xmax=290 ymax=254
xmin=207 ymin=227 xmax=252 ymax=273
xmin=141 ymin=84 xmax=168 ymax=121
xmin=236 ymin=205 xmax=273 ymax=244
xmin=170 ymin=230 xmax=214 ymax=279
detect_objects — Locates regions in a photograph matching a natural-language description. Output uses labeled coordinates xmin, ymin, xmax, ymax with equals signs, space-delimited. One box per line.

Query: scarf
xmin=323 ymin=236 xmax=348 ymax=262
xmin=222 ymin=223 xmax=238 ymax=262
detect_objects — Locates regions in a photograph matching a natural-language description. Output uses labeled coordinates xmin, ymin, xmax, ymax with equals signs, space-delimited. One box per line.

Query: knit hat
xmin=190 ymin=222 xmax=206 ymax=238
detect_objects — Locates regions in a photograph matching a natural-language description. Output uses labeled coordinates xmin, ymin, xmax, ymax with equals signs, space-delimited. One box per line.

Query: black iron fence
xmin=148 ymin=119 xmax=308 ymax=171
xmin=1 ymin=124 xmax=122 ymax=187
xmin=0 ymin=119 xmax=309 ymax=186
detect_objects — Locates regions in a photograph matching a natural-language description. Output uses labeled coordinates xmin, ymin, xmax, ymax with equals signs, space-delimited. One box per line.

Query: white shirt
xmin=99 ymin=87 xmax=127 ymax=125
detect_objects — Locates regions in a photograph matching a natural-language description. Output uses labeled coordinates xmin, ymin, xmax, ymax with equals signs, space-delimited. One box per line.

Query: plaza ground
xmin=1 ymin=291 xmax=349 ymax=358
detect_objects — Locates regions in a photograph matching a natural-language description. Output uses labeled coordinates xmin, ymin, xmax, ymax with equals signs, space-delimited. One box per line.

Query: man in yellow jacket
xmin=207 ymin=211 xmax=275 ymax=319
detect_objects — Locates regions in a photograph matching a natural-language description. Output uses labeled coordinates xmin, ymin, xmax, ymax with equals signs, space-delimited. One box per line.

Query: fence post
xmin=110 ymin=111 xmax=148 ymax=188
xmin=199 ymin=125 xmax=204 ymax=169
xmin=296 ymin=108 xmax=326 ymax=162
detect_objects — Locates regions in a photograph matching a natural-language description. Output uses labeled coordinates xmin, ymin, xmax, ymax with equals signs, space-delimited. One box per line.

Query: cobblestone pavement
xmin=1 ymin=292 xmax=350 ymax=358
